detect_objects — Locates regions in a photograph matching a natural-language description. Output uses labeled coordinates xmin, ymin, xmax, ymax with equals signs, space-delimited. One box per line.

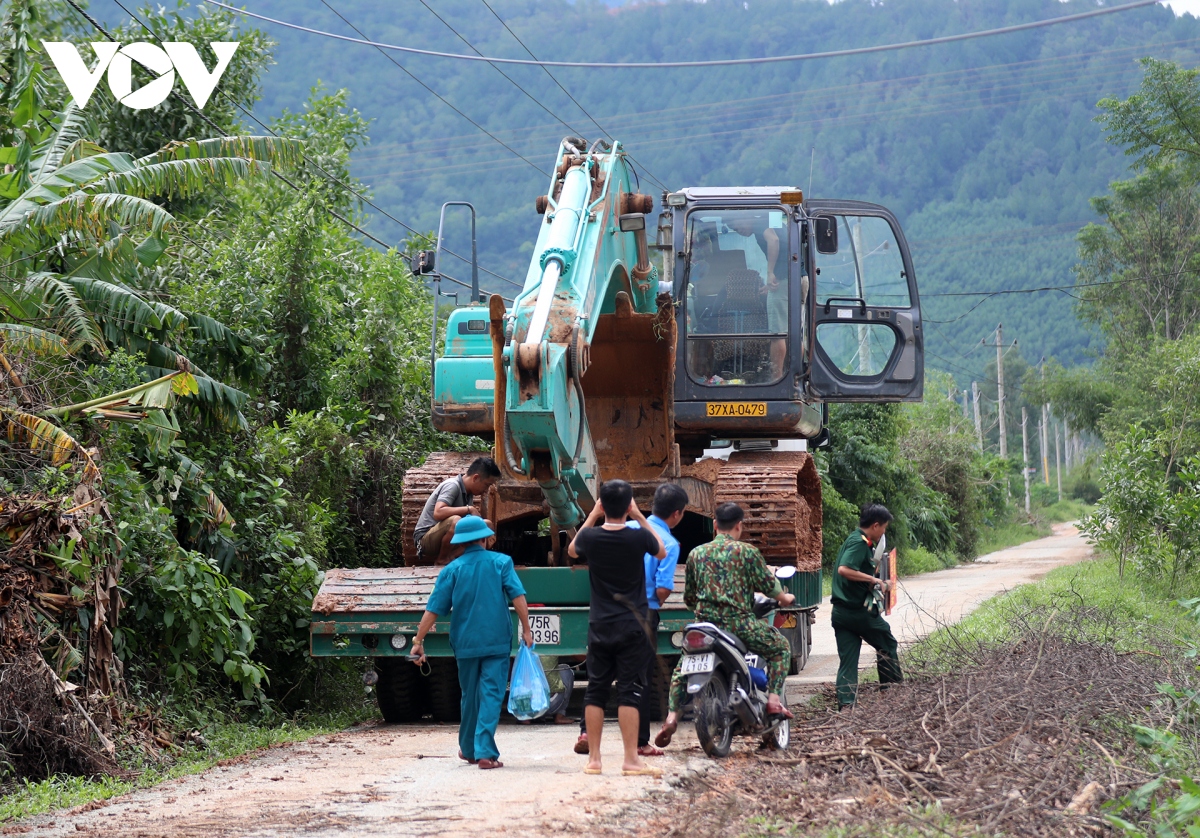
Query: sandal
xmin=573 ymin=733 xmax=590 ymax=755
xmin=583 ymin=766 xmax=602 ymax=775
xmin=478 ymin=758 xmax=504 ymax=770
xmin=765 ymin=701 xmax=794 ymax=719
xmin=458 ymin=750 xmax=478 ymax=764
xmin=622 ymin=765 xmax=664 ymax=777
xmin=654 ymin=721 xmax=677 ymax=748
xmin=637 ymin=745 xmax=665 ymax=757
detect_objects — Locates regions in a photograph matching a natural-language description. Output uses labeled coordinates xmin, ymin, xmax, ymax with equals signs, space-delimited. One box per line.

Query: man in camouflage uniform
xmin=654 ymin=502 xmax=796 ymax=747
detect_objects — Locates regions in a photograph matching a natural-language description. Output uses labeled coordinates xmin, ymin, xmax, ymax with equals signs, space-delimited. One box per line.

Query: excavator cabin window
xmin=684 ymin=208 xmax=791 ymax=387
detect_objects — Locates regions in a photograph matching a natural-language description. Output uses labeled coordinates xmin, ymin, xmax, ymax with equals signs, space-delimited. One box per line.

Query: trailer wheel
xmin=427 ymin=658 xmax=462 ymax=722
xmin=645 ymin=655 xmax=678 ymax=722
xmin=375 ymin=658 xmax=428 ymax=723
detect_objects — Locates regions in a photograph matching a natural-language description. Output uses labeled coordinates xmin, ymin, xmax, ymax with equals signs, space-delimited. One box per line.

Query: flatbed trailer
xmin=310 ymin=563 xmax=820 ymax=722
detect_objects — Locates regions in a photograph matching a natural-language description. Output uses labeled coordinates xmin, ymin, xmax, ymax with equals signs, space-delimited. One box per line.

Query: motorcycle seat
xmin=687 ymin=621 xmax=747 ymax=654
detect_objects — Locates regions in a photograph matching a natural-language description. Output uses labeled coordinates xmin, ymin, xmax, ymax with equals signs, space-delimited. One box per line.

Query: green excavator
xmin=309 ymin=138 xmax=923 ymax=723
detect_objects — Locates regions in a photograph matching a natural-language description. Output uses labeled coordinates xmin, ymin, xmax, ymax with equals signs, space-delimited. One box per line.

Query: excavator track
xmin=712 ymin=451 xmax=823 ymax=571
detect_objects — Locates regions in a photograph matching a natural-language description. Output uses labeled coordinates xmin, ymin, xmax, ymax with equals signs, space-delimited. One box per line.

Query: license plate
xmin=706 ymin=402 xmax=767 ymax=418
xmin=522 ymin=614 xmax=560 ymax=646
xmin=681 ymin=653 xmax=715 ymax=674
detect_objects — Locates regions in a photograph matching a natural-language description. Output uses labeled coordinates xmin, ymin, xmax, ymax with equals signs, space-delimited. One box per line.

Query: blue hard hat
xmin=449 ymin=515 xmax=495 ymax=544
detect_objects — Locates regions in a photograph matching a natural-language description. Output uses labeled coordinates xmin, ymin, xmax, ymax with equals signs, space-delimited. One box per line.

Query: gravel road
xmin=15 ymin=523 xmax=1091 ymax=838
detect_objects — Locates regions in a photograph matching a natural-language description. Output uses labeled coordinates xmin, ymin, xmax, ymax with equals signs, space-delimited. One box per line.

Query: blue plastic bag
xmin=508 ymin=643 xmax=550 ymax=720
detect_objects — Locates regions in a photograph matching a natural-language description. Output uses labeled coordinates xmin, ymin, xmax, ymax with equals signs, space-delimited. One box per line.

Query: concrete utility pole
xmin=1040 ymin=361 xmax=1050 ymax=485
xmin=1021 ymin=406 xmax=1032 ymax=514
xmin=962 ymin=389 xmax=970 ymax=419
xmin=1055 ymin=419 xmax=1063 ymax=502
xmin=1063 ymin=423 xmax=1072 ymax=471
xmin=972 ymin=381 xmax=983 ymax=450
xmin=995 ymin=325 xmax=1007 ymax=458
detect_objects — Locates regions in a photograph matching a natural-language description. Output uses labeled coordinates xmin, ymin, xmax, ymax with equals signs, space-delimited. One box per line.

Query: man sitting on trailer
xmin=831 ymin=503 xmax=903 ymax=709
xmin=655 ymin=502 xmax=796 ymax=748
xmin=412 ymin=456 xmax=501 ymax=565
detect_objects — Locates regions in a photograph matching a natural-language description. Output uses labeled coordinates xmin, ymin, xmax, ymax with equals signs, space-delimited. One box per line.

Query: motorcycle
xmin=678 ymin=566 xmax=797 ymax=758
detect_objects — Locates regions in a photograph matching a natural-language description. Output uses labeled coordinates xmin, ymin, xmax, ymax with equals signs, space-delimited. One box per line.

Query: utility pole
xmin=1021 ymin=406 xmax=1032 ymax=514
xmin=972 ymin=381 xmax=983 ymax=450
xmin=962 ymin=389 xmax=970 ymax=419
xmin=995 ymin=325 xmax=1007 ymax=458
xmin=1055 ymin=419 xmax=1063 ymax=502
xmin=1040 ymin=359 xmax=1050 ymax=486
xmin=1063 ymin=423 xmax=1072 ymax=471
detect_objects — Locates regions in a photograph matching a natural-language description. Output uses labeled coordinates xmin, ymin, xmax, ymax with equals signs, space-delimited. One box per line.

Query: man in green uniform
xmin=831 ymin=503 xmax=903 ymax=709
xmin=654 ymin=502 xmax=795 ymax=747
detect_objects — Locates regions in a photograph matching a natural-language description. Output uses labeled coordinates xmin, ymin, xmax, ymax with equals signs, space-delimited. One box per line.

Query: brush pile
xmin=645 ymin=607 xmax=1187 ymax=837
xmin=0 ymin=491 xmax=126 ymax=780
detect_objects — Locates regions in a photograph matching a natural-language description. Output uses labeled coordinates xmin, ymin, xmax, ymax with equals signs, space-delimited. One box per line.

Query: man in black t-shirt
xmin=568 ymin=480 xmax=666 ymax=776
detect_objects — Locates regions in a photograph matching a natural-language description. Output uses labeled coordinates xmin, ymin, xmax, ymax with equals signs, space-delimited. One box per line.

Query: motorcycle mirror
xmin=775 ymin=565 xmax=797 ymax=579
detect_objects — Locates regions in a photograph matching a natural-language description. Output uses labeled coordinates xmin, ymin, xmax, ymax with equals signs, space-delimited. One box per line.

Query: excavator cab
xmin=666 ymin=189 xmax=922 ymax=454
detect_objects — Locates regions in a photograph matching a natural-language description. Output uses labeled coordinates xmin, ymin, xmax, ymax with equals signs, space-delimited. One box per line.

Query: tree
xmin=1075 ymin=166 xmax=1200 ymax=348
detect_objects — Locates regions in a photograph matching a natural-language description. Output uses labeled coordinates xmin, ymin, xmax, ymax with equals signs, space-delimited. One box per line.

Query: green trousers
xmin=668 ymin=608 xmax=791 ymax=712
xmin=831 ymin=603 xmax=902 ymax=708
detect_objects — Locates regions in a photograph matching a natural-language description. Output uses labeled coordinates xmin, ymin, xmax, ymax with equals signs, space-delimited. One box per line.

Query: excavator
xmin=309 ymin=138 xmax=923 ymax=723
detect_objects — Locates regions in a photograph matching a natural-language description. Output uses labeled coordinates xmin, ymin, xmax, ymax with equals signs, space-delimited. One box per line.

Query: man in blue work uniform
xmin=572 ymin=483 xmax=689 ymax=757
xmin=411 ymin=516 xmax=534 ymax=769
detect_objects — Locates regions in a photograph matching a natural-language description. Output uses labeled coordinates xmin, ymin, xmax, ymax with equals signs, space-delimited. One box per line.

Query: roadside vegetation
xmin=0 ymin=1 xmax=1194 ymax=832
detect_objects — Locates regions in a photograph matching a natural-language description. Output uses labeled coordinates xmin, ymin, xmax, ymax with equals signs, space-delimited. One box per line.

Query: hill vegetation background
xmin=80 ymin=0 xmax=1200 ymax=374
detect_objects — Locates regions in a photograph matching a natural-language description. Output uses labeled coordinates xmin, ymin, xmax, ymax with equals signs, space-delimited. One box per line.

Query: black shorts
xmin=583 ymin=623 xmax=652 ymax=709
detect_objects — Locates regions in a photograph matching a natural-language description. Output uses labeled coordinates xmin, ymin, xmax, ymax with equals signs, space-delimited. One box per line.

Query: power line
xmin=65 ymin=0 xmax=515 ymax=303
xmin=315 ymin=0 xmax=546 ymax=186
xmin=204 ymin=0 xmax=1160 ymax=69
xmin=411 ymin=0 xmax=589 ymax=140
xmin=474 ymin=0 xmax=669 ymax=193
xmin=118 ymin=0 xmax=520 ymax=292
xmin=351 ymin=34 xmax=1200 ymax=164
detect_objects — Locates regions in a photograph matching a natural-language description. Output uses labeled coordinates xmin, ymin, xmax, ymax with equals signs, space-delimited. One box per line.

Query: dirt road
xmin=17 ymin=524 xmax=1091 ymax=838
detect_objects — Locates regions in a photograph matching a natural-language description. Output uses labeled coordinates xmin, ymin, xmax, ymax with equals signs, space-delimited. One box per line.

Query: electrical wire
xmin=474 ymin=0 xmax=669 ymax=193
xmin=411 ymin=0 xmax=590 ymax=139
xmin=352 ymin=34 xmax=1200 ymax=164
xmin=203 ymin=0 xmax=1161 ymax=69
xmin=315 ymin=0 xmax=547 ymax=185
xmin=63 ymin=0 xmax=515 ymax=303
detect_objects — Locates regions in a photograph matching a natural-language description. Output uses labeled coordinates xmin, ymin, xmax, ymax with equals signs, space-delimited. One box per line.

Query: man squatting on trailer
xmin=412 ymin=457 xmax=501 ymax=565
xmin=568 ymin=479 xmax=667 ymax=776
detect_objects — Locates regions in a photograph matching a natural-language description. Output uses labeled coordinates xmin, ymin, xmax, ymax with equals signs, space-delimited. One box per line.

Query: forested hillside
xmin=150 ymin=0 xmax=1198 ymax=374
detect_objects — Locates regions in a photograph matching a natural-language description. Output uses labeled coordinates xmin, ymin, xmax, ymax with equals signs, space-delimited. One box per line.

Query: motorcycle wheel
xmin=763 ymin=716 xmax=791 ymax=750
xmin=693 ymin=671 xmax=733 ymax=758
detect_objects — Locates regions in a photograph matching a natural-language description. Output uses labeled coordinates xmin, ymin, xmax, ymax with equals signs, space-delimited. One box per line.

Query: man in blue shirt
xmin=572 ymin=483 xmax=689 ymax=757
xmin=412 ymin=516 xmax=533 ymax=769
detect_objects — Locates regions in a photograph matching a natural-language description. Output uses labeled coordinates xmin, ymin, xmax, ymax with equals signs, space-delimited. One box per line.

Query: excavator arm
xmin=491 ymin=138 xmax=660 ymax=529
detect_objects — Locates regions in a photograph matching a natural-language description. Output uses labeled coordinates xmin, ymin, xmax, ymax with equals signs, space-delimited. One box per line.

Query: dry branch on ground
xmin=631 ymin=608 xmax=1190 ymax=837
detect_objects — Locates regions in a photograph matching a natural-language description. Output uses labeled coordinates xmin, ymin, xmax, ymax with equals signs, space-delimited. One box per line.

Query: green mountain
xmin=93 ymin=0 xmax=1200 ymax=378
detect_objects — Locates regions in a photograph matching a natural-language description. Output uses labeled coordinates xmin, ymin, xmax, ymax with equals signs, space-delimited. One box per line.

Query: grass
xmin=975 ymin=499 xmax=1093 ymax=557
xmin=912 ymin=552 xmax=1200 ymax=659
xmin=0 ymin=710 xmax=369 ymax=824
